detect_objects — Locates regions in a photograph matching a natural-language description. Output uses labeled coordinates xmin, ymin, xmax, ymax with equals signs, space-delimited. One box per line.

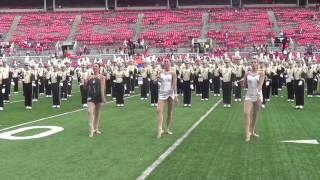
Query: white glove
xmin=298 ymin=80 xmax=303 ymax=86
xmin=32 ymin=81 xmax=36 ymax=87
xmin=266 ymin=81 xmax=270 ymax=86
xmin=209 ymin=79 xmax=213 ymax=83
xmin=48 ymin=81 xmax=51 ymax=85
xmin=113 ymin=80 xmax=116 ymax=83
xmin=2 ymin=88 xmax=5 ymax=93
xmin=11 ymin=81 xmax=15 ymax=86
xmin=68 ymin=82 xmax=71 ymax=86
xmin=38 ymin=82 xmax=41 ymax=86
xmin=158 ymin=82 xmax=162 ymax=86
xmin=130 ymin=76 xmax=133 ymax=79
xmin=148 ymin=78 xmax=151 ymax=82
xmin=314 ymin=78 xmax=318 ymax=82
xmin=59 ymin=83 xmax=63 ymax=87
xmin=280 ymin=74 xmax=283 ymax=78
xmin=180 ymin=79 xmax=183 ymax=83
xmin=190 ymin=84 xmax=194 ymax=90
xmin=124 ymin=85 xmax=127 ymax=90
xmin=234 ymin=81 xmax=238 ymax=87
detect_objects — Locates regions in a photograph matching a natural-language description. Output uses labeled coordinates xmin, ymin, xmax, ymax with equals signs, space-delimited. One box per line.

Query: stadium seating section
xmin=0 ymin=8 xmax=319 ymax=51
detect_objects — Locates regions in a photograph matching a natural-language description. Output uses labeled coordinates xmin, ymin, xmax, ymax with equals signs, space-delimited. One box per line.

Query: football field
xmin=1 ymin=85 xmax=320 ymax=180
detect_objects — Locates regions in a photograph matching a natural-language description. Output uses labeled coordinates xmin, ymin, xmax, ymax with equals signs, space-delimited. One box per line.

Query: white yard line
xmin=0 ymin=94 xmax=139 ymax=132
xmin=136 ymin=99 xmax=222 ymax=180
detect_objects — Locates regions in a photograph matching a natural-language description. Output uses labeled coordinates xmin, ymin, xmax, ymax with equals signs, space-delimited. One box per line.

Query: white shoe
xmin=56 ymin=105 xmax=60 ymax=108
xmin=0 ymin=107 xmax=3 ymax=111
xmin=95 ymin=130 xmax=102 ymax=134
xmin=214 ymin=94 xmax=217 ymax=97
xmin=164 ymin=129 xmax=173 ymax=135
xmin=201 ymin=99 xmax=204 ymax=101
xmin=82 ymin=104 xmax=87 ymax=108
xmin=120 ymin=104 xmax=124 ymax=107
xmin=140 ymin=98 xmax=144 ymax=100
xmin=205 ymin=98 xmax=208 ymax=101
xmin=218 ymin=94 xmax=221 ymax=96
xmin=261 ymin=104 xmax=265 ymax=108
xmin=112 ymin=98 xmax=116 ymax=100
xmin=188 ymin=104 xmax=191 ymax=107
xmin=299 ymin=105 xmax=303 ymax=109
xmin=227 ymin=104 xmax=231 ymax=108
xmin=155 ymin=104 xmax=158 ymax=107
xmin=266 ymin=99 xmax=270 ymax=101
xmin=287 ymin=99 xmax=290 ymax=102
xmin=144 ymin=98 xmax=148 ymax=100
xmin=252 ymin=132 xmax=260 ymax=137
xmin=117 ymin=104 xmax=120 ymax=107
xmin=295 ymin=105 xmax=299 ymax=109
xmin=107 ymin=94 xmax=111 ymax=97
xmin=151 ymin=103 xmax=155 ymax=107
xmin=157 ymin=129 xmax=164 ymax=139
xmin=223 ymin=104 xmax=227 ymax=108
xmin=52 ymin=105 xmax=56 ymax=108
xmin=238 ymin=99 xmax=241 ymax=102
xmin=14 ymin=92 xmax=18 ymax=94
xmin=235 ymin=99 xmax=238 ymax=102
xmin=184 ymin=104 xmax=187 ymax=107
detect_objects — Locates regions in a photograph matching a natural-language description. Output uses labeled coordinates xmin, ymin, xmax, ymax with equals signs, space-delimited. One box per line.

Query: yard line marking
xmin=281 ymin=139 xmax=319 ymax=144
xmin=0 ymin=94 xmax=139 ymax=132
xmin=9 ymin=91 xmax=81 ymax=104
xmin=136 ymin=99 xmax=222 ymax=180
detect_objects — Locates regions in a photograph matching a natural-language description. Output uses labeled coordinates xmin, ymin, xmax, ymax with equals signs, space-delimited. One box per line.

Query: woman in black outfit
xmin=86 ymin=63 xmax=106 ymax=137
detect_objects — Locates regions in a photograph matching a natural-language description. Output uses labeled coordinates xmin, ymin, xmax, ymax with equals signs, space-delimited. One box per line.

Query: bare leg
xmin=243 ymin=101 xmax=253 ymax=142
xmin=87 ymin=102 xmax=95 ymax=137
xmin=165 ymin=99 xmax=173 ymax=134
xmin=94 ymin=103 xmax=102 ymax=134
xmin=156 ymin=100 xmax=165 ymax=138
xmin=250 ymin=104 xmax=260 ymax=136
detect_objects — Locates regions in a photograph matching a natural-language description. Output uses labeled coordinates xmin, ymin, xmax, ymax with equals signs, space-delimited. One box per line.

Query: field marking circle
xmin=0 ymin=126 xmax=64 ymax=140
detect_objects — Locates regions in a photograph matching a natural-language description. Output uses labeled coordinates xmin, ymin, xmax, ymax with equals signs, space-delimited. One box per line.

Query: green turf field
xmin=0 ymin=85 xmax=320 ymax=180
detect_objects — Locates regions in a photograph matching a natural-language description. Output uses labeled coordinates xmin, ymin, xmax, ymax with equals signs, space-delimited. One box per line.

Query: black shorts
xmin=87 ymin=95 xmax=102 ymax=104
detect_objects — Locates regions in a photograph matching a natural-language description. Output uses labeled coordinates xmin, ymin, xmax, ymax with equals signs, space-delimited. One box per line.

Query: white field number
xmin=0 ymin=126 xmax=64 ymax=140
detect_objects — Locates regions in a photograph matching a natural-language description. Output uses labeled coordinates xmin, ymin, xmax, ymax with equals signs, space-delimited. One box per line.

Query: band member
xmin=293 ymin=60 xmax=306 ymax=109
xmin=113 ymin=64 xmax=125 ymax=107
xmin=212 ymin=60 xmax=221 ymax=96
xmin=2 ymin=59 xmax=10 ymax=103
xmin=128 ymin=60 xmax=137 ymax=93
xmin=60 ymin=65 xmax=68 ymax=101
xmin=12 ymin=64 xmax=20 ymax=94
xmin=66 ymin=61 xmax=74 ymax=97
xmin=22 ymin=62 xmax=34 ymax=109
xmin=45 ymin=65 xmax=52 ymax=97
xmin=200 ymin=61 xmax=211 ymax=101
xmin=156 ymin=58 xmax=178 ymax=138
xmin=86 ymin=63 xmax=106 ymax=137
xmin=234 ymin=59 xmax=245 ymax=102
xmin=306 ymin=62 xmax=315 ymax=97
xmin=139 ymin=62 xmax=150 ymax=100
xmin=150 ymin=62 xmax=160 ymax=107
xmin=271 ymin=60 xmax=281 ymax=96
xmin=221 ymin=59 xmax=234 ymax=107
xmin=79 ymin=64 xmax=89 ymax=108
xmin=264 ymin=62 xmax=272 ymax=101
xmin=31 ymin=64 xmax=39 ymax=102
xmin=194 ymin=61 xmax=202 ymax=96
xmin=38 ymin=63 xmax=45 ymax=95
xmin=181 ymin=62 xmax=193 ymax=107
xmin=285 ymin=61 xmax=295 ymax=101
xmin=50 ymin=65 xmax=62 ymax=108
xmin=0 ymin=61 xmax=4 ymax=111
xmin=123 ymin=64 xmax=131 ymax=97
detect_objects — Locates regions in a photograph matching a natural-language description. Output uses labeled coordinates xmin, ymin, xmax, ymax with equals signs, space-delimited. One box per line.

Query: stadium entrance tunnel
xmin=0 ymin=126 xmax=64 ymax=140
